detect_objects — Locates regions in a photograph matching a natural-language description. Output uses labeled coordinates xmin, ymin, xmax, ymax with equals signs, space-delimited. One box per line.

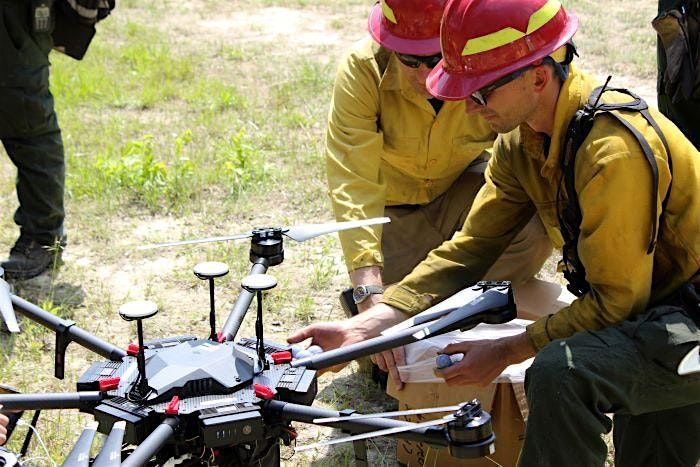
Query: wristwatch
xmin=352 ymin=284 xmax=384 ymax=304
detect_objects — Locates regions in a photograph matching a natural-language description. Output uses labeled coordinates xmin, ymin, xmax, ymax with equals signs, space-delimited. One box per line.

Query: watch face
xmin=352 ymin=286 xmax=368 ymax=304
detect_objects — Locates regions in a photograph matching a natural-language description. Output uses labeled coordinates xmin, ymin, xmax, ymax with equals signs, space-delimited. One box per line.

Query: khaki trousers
xmin=382 ymin=168 xmax=552 ymax=286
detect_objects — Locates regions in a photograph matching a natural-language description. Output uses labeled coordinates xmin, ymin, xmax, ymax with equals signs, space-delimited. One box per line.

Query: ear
xmin=531 ymin=65 xmax=552 ymax=93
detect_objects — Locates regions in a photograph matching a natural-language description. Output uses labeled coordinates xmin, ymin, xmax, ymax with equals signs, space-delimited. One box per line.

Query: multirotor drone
xmin=0 ymin=218 xmax=517 ymax=466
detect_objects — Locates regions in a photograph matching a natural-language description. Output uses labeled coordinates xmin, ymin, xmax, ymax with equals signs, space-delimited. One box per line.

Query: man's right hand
xmin=287 ymin=302 xmax=407 ymax=374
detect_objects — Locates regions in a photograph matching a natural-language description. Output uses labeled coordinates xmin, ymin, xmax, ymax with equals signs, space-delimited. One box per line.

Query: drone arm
xmin=218 ymin=258 xmax=269 ymax=342
xmin=264 ymin=400 xmax=448 ymax=447
xmin=0 ymin=392 xmax=103 ymax=411
xmin=292 ymin=288 xmax=515 ymax=370
xmin=11 ymin=295 xmax=126 ymax=379
xmin=120 ymin=417 xmax=180 ymax=467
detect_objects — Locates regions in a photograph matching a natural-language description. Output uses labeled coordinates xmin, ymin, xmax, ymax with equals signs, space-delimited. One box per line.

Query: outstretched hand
xmin=287 ymin=303 xmax=408 ymax=374
xmin=287 ymin=320 xmax=366 ymax=373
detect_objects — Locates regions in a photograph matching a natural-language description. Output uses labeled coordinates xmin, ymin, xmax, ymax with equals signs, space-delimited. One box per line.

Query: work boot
xmin=1 ymin=235 xmax=64 ymax=280
xmin=339 ymin=287 xmax=389 ymax=389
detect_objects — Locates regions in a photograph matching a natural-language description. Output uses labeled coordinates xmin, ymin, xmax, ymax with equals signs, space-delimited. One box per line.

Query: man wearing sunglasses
xmin=296 ymin=0 xmax=700 ymax=464
xmin=327 ymin=0 xmax=552 ymax=321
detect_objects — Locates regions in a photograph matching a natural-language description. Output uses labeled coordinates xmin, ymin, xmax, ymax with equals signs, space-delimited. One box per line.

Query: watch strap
xmin=353 ymin=284 xmax=384 ymax=304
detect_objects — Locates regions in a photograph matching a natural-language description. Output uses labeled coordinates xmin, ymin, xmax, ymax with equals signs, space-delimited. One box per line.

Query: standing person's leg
xmin=519 ymin=305 xmax=700 ymax=467
xmin=0 ymin=1 xmax=65 ymax=279
xmin=1 ymin=107 xmax=65 ymax=279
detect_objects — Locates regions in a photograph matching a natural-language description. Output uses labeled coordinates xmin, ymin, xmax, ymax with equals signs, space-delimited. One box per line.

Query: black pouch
xmin=51 ymin=0 xmax=96 ymax=60
xmin=653 ymin=4 xmax=700 ymax=102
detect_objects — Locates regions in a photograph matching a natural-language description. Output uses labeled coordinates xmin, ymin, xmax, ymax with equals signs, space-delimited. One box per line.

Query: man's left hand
xmin=435 ymin=332 xmax=537 ymax=386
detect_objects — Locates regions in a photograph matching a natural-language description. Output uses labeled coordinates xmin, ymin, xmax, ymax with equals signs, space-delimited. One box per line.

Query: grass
xmin=0 ymin=0 xmax=660 ymax=465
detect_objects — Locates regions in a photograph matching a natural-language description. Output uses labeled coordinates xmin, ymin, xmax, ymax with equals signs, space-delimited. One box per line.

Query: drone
xmin=0 ymin=217 xmax=519 ymax=466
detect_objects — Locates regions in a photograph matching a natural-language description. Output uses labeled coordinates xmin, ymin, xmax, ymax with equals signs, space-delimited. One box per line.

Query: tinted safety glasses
xmin=470 ymin=65 xmax=534 ymax=106
xmin=396 ymin=52 xmax=442 ymax=69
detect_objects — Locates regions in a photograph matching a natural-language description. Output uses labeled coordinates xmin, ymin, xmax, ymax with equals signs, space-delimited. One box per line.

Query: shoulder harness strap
xmin=557 ymin=80 xmax=674 ymax=296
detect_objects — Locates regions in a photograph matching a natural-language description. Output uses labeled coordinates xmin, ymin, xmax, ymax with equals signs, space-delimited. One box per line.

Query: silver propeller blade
xmin=137 ymin=232 xmax=253 ymax=250
xmin=295 ymin=414 xmax=454 ymax=452
xmin=137 ymin=217 xmax=390 ymax=250
xmin=0 ymin=278 xmax=19 ymax=333
xmin=313 ymin=405 xmax=461 ymax=424
xmin=678 ymin=345 xmax=700 ymax=375
xmin=61 ymin=421 xmax=98 ymax=467
xmin=92 ymin=421 xmax=126 ymax=467
xmin=284 ymin=217 xmax=390 ymax=242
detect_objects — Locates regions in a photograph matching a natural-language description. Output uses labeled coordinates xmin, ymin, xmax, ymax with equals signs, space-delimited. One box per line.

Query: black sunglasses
xmin=470 ymin=65 xmax=534 ymax=106
xmin=396 ymin=52 xmax=442 ymax=69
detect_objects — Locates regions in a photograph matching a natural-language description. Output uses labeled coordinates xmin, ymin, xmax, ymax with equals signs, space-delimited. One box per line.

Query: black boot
xmin=1 ymin=235 xmax=64 ymax=280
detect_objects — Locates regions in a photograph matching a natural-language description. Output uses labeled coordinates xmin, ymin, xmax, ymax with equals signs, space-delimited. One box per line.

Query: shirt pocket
xmin=383 ymin=134 xmax=421 ymax=157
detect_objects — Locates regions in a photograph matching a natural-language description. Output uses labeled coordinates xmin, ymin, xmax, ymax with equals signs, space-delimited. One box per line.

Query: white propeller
xmin=138 ymin=217 xmax=390 ymax=250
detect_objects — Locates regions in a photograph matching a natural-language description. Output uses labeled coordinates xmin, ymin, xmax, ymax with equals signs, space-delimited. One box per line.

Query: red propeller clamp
xmin=253 ymin=384 xmax=276 ymax=400
xmin=165 ymin=396 xmax=181 ymax=415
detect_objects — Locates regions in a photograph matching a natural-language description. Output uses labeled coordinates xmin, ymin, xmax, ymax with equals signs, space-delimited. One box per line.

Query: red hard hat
xmin=427 ymin=0 xmax=578 ymax=100
xmin=368 ymin=0 xmax=446 ymax=55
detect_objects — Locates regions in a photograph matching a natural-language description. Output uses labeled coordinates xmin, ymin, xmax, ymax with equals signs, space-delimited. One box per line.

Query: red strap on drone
xmin=217 ymin=331 xmax=226 ymax=343
xmin=165 ymin=396 xmax=180 ymax=415
xmin=98 ymin=377 xmax=120 ymax=392
xmin=253 ymin=384 xmax=276 ymax=400
xmin=271 ymin=351 xmax=292 ymax=364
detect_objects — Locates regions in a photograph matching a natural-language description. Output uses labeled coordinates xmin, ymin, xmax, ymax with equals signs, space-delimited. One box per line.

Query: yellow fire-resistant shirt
xmin=326 ymin=38 xmax=495 ymax=272
xmin=383 ymin=64 xmax=700 ymax=349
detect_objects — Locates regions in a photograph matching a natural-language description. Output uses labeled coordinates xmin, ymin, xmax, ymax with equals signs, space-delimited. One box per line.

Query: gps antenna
xmin=240 ymin=274 xmax=278 ymax=372
xmin=193 ymin=261 xmax=229 ymax=341
xmin=119 ymin=300 xmax=158 ymax=398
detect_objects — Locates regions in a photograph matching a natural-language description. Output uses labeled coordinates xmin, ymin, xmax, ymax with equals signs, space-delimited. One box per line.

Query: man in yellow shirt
xmin=328 ymin=0 xmax=552 ymax=317
xmin=294 ymin=0 xmax=700 ymax=464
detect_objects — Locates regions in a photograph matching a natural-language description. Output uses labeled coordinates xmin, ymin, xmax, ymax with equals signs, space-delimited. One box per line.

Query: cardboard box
xmin=387 ymin=379 xmax=527 ymax=467
xmin=383 ymin=279 xmax=572 ymax=466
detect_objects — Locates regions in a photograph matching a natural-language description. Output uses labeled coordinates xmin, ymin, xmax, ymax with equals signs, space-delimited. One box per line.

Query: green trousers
xmin=0 ymin=0 xmax=65 ymax=245
xmin=519 ymin=303 xmax=700 ymax=466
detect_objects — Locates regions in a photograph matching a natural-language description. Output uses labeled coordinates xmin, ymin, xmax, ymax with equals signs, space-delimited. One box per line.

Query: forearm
xmin=348 ymin=303 xmax=408 ymax=339
xmin=505 ymin=331 xmax=538 ymax=364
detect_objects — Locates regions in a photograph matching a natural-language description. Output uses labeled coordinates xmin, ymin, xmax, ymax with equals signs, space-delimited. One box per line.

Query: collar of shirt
xmin=515 ymin=64 xmax=599 ymax=179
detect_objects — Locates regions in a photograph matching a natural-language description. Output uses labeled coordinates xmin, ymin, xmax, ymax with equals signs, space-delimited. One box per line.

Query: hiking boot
xmin=1 ymin=235 xmax=64 ymax=280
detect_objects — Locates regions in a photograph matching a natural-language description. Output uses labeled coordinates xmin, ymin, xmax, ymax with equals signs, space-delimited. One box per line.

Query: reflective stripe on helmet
xmin=381 ymin=0 xmax=398 ymax=24
xmin=461 ymin=0 xmax=562 ymax=56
